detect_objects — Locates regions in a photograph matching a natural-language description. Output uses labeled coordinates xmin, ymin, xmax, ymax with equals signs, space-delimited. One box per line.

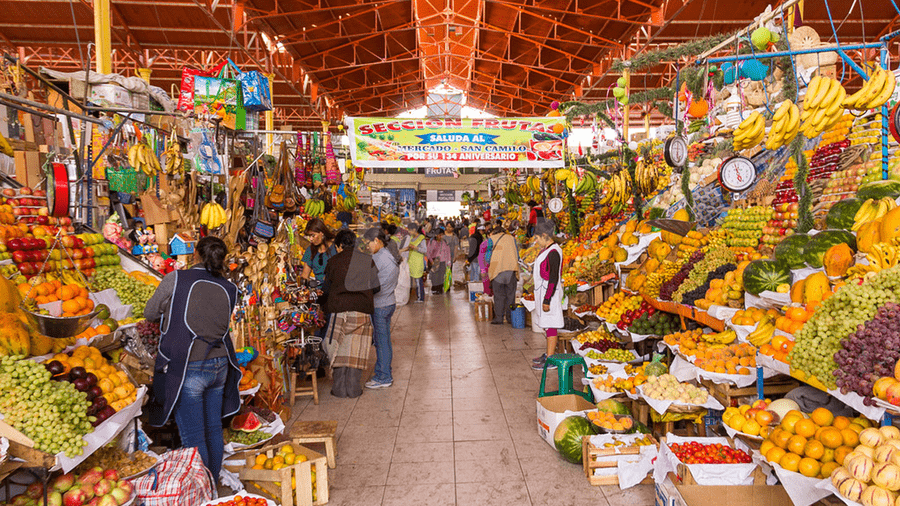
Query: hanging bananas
xmin=573 ymin=171 xmax=598 ymax=196
xmin=732 ymin=111 xmax=766 ymax=151
xmin=200 ymin=201 xmax=228 ymax=229
xmin=800 ymin=75 xmax=847 ymax=138
xmin=634 ymin=160 xmax=660 ymax=196
xmin=128 ymin=141 xmax=162 ymax=176
xmin=844 ymin=66 xmax=896 ymax=111
xmin=765 ymin=100 xmax=801 ymax=151
xmin=0 ymin=132 xmax=13 ymax=157
xmin=304 ymin=199 xmax=325 ymax=217
xmin=597 ymin=170 xmax=632 ymax=208
xmin=162 ymin=133 xmax=184 ymax=175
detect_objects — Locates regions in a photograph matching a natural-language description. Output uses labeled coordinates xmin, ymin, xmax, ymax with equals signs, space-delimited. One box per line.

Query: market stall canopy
xmin=1 ymin=0 xmax=897 ymax=128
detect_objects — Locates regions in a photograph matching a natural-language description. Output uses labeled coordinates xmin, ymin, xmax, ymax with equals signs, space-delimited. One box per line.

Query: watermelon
xmin=646 ymin=207 xmax=666 ymax=221
xmin=596 ymin=399 xmax=631 ymax=415
xmin=231 ymin=412 xmax=263 ymax=432
xmin=742 ymin=259 xmax=792 ymax=295
xmin=858 ymin=180 xmax=900 ymax=201
xmin=774 ymin=233 xmax=811 ymax=269
xmin=826 ymin=198 xmax=862 ymax=230
xmin=803 ymin=229 xmax=857 ymax=268
xmin=553 ymin=416 xmax=594 ymax=463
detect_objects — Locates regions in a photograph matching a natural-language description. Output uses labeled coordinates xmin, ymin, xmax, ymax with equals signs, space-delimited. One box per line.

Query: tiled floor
xmin=286 ymin=289 xmax=655 ymax=505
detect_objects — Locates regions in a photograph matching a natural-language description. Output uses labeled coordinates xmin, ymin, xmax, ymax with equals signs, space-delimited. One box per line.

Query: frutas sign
xmin=346 ymin=117 xmax=567 ymax=168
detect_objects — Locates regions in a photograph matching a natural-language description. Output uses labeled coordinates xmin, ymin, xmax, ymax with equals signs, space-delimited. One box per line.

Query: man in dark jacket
xmin=467 ymin=224 xmax=483 ymax=282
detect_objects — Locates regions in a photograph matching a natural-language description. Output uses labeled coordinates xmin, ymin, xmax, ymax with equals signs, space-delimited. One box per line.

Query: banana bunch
xmin=701 ymin=329 xmax=737 ymax=345
xmin=746 ymin=317 xmax=776 ymax=346
xmin=801 ymin=76 xmax=847 ymax=138
xmin=844 ymin=66 xmax=896 ymax=111
xmin=765 ymin=100 xmax=801 ymax=150
xmin=343 ymin=192 xmax=358 ymax=211
xmin=554 ymin=168 xmax=578 ymax=190
xmin=0 ymin=132 xmax=13 ymax=157
xmin=634 ymin=160 xmax=659 ymax=196
xmin=200 ymin=202 xmax=228 ymax=228
xmin=852 ymin=197 xmax=897 ymax=230
xmin=732 ymin=111 xmax=766 ymax=151
xmin=848 ymin=242 xmax=900 ymax=280
xmin=162 ymin=134 xmax=184 ymax=175
xmin=526 ymin=175 xmax=542 ymax=195
xmin=305 ymin=199 xmax=325 ymax=217
xmin=597 ymin=170 xmax=632 ymax=208
xmin=574 ymin=171 xmax=598 ymax=196
xmin=128 ymin=141 xmax=162 ymax=176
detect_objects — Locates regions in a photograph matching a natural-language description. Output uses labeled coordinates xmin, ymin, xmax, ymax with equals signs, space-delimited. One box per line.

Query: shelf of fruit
xmin=1 ymin=465 xmax=137 ymax=506
xmin=589 ymin=363 xmax=649 ymax=397
xmin=636 ymin=374 xmax=721 ymax=414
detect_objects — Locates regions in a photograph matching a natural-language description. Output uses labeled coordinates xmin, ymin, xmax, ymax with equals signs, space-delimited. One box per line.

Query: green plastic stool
xmin=538 ymin=353 xmax=594 ymax=402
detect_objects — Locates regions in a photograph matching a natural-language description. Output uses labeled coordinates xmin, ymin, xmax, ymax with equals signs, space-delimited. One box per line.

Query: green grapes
xmin=0 ymin=357 xmax=93 ymax=456
xmin=788 ymin=265 xmax=900 ymax=389
xmin=91 ymin=267 xmax=157 ymax=316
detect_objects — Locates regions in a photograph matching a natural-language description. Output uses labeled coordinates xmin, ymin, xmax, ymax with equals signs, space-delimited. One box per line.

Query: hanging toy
xmin=548 ymin=100 xmax=561 ymax=117
xmin=612 ymin=77 xmax=628 ymax=105
xmin=739 ymin=59 xmax=769 ymax=81
xmin=721 ymin=62 xmax=738 ymax=85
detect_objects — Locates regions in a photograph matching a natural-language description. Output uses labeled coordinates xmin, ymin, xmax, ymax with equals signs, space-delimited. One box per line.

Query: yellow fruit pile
xmin=761 ymin=407 xmax=872 ymax=479
xmin=250 ymin=444 xmax=317 ymax=501
xmin=587 ymin=411 xmax=634 ymax=432
xmin=831 ymin=425 xmax=900 ymax=504
xmin=48 ymin=346 xmax=138 ymax=412
xmin=595 ymin=293 xmax=642 ymax=324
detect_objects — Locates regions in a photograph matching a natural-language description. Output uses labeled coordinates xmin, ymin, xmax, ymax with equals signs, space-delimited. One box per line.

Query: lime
xmin=103 ymin=318 xmax=119 ymax=331
xmin=95 ymin=304 xmax=110 ymax=320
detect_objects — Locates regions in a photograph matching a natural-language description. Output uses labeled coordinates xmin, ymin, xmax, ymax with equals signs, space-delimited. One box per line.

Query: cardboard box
xmin=535 ymin=394 xmax=595 ymax=448
xmin=656 ymin=475 xmax=687 ymax=506
xmin=675 ymin=482 xmax=792 ymax=506
xmin=89 ymin=84 xmax=132 ymax=108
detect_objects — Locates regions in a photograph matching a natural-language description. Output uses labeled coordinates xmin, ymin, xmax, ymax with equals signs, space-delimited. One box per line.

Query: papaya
xmin=0 ymin=277 xmax=21 ymax=313
xmin=28 ymin=333 xmax=52 ymax=357
xmin=804 ymin=272 xmax=832 ymax=303
xmin=823 ymin=243 xmax=854 ymax=278
xmin=673 ymin=208 xmax=690 ymax=221
xmin=880 ymin=207 xmax=900 ymax=243
xmin=857 ymin=220 xmax=882 ymax=254
xmin=643 ymin=258 xmax=660 ymax=274
xmin=791 ymin=279 xmax=806 ymax=303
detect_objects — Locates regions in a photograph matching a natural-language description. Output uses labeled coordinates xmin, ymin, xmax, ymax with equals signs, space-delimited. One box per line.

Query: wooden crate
xmin=699 ymin=375 xmax=799 ymax=408
xmin=226 ymin=441 xmax=328 ymax=506
xmin=582 ymin=435 xmax=658 ymax=486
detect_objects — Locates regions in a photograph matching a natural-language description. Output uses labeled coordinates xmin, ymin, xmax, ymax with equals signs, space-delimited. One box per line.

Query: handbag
xmin=226 ymin=58 xmax=272 ymax=112
xmin=193 ymin=64 xmax=246 ymax=130
xmin=249 ymin=166 xmax=275 ymax=239
xmin=177 ymin=61 xmax=226 ymax=112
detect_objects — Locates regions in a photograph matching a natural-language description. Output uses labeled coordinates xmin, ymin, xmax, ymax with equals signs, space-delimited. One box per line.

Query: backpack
xmin=483 ymin=236 xmax=495 ymax=264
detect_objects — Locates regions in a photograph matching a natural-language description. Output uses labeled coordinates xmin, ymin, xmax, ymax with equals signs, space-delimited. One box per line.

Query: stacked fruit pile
xmin=5 ymin=467 xmax=134 ymax=506
xmin=44 ymin=345 xmax=139 ymax=417
xmin=595 ymin=293 xmax=642 ymax=324
xmin=721 ymin=206 xmax=772 ymax=251
xmin=91 ymin=268 xmax=158 ymax=316
xmin=722 ymin=399 xmax=786 ymax=437
xmin=668 ymin=441 xmax=753 ymax=464
xmin=760 ymin=203 xmax=800 ymax=248
xmin=640 ymin=374 xmax=710 ymax=404
xmin=627 ymin=310 xmax=679 ymax=335
xmin=590 ymin=364 xmax=648 ymax=395
xmin=831 ymin=425 xmax=900 ymax=505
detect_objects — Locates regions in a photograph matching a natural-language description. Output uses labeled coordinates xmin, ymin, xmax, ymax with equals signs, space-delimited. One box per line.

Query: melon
xmin=231 ymin=412 xmax=263 ymax=432
xmin=553 ymin=416 xmax=594 ymax=463
xmin=858 ymin=180 xmax=900 ymax=201
xmin=596 ymin=399 xmax=630 ymax=415
xmin=774 ymin=233 xmax=811 ymax=269
xmin=767 ymin=398 xmax=801 ymax=419
xmin=826 ymin=198 xmax=862 ymax=230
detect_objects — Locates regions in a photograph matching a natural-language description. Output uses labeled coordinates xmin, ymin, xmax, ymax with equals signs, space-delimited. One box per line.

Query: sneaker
xmin=365 ymin=380 xmax=393 ymax=389
xmin=532 ymin=359 xmax=556 ymax=371
xmin=532 ymin=353 xmax=547 ymax=364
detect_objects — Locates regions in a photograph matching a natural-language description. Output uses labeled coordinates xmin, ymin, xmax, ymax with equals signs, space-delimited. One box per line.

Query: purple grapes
xmin=834 ymin=302 xmax=900 ymax=402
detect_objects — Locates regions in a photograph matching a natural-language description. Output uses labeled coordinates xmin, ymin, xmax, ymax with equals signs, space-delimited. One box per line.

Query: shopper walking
xmin=529 ymin=221 xmax=565 ymax=371
xmin=527 ymin=200 xmax=543 ymax=237
xmin=403 ymin=224 xmax=428 ymax=302
xmin=487 ymin=222 xmax=519 ymax=325
xmin=467 ymin=224 xmax=483 ymax=282
xmin=144 ymin=237 xmax=241 ymax=483
xmin=364 ymin=228 xmax=399 ymax=389
xmin=428 ymin=229 xmax=451 ymax=294
xmin=323 ymin=230 xmax=378 ymax=398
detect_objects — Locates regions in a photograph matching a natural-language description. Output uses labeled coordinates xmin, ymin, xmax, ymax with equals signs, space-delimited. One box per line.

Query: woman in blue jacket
xmin=144 ymin=237 xmax=241 ymax=483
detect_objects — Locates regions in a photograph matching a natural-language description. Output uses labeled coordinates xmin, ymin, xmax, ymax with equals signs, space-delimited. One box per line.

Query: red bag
xmin=132 ymin=448 xmax=215 ymax=506
xmin=177 ymin=62 xmax=227 ymax=112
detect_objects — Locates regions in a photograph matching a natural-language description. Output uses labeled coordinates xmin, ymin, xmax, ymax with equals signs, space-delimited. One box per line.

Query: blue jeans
xmin=174 ymin=356 xmax=228 ymax=481
xmin=413 ymin=276 xmax=425 ymax=301
xmin=372 ymin=304 xmax=396 ymax=384
xmin=468 ymin=261 xmax=480 ymax=282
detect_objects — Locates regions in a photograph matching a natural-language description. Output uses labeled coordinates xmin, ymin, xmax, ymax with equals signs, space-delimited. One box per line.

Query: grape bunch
xmin=224 ymin=428 xmax=272 ymax=445
xmin=586 ymin=349 xmax=635 ymax=362
xmin=834 ymin=302 xmax=900 ymax=404
xmin=672 ymin=246 xmax=736 ymax=303
xmin=135 ymin=320 xmax=160 ymax=357
xmin=0 ymin=357 xmax=92 ymax=456
xmin=91 ymin=267 xmax=157 ymax=316
xmin=680 ymin=263 xmax=737 ymax=307
xmin=789 ymin=265 xmax=900 ymax=389
xmin=580 ymin=339 xmax=624 ymax=353
xmin=642 ymin=260 xmax=680 ymax=298
xmin=660 ymin=250 xmax=706 ymax=301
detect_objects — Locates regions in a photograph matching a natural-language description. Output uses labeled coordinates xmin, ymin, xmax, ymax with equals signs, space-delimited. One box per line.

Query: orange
xmin=798 ymin=457 xmax=821 ymax=477
xmin=841 ymin=429 xmax=860 ymax=448
xmin=35 ymin=295 xmax=49 ymax=305
xmin=818 ymin=427 xmax=844 ymax=449
xmin=821 ymin=462 xmax=840 ymax=478
xmin=67 ymin=357 xmax=84 ymax=369
xmin=766 ymin=446 xmax=787 ymax=465
xmin=804 ymin=440 xmax=825 ymax=460
xmin=780 ymin=452 xmax=802 ymax=472
xmin=821 ymin=448 xmax=835 ymax=463
xmin=788 ymin=435 xmax=808 ymax=455
xmin=45 ymin=294 xmax=58 ymax=303
xmin=760 ymin=440 xmax=776 ymax=457
xmin=834 ymin=446 xmax=854 ymax=465
xmin=57 ymin=285 xmax=76 ymax=301
xmin=95 ymin=325 xmax=111 ymax=335
xmin=794 ymin=419 xmax=818 ymax=438
xmin=811 ymin=407 xmax=835 ymax=427
xmin=36 ymin=283 xmax=51 ymax=296
xmin=847 ymin=423 xmax=865 ymax=434
xmin=781 ymin=414 xmax=803 ymax=434
xmin=772 ymin=429 xmax=792 ymax=449
xmin=833 ymin=416 xmax=851 ymax=430
xmin=78 ymin=287 xmax=88 ymax=298
xmin=61 ymin=299 xmax=81 ymax=314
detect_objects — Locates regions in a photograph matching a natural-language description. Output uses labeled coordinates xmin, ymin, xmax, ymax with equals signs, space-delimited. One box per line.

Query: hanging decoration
xmin=790 ymin=135 xmax=814 ymax=233
xmin=609 ymin=31 xmax=737 ymax=73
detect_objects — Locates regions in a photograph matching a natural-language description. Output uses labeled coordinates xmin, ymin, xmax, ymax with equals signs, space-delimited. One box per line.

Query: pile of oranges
xmin=775 ymin=306 xmax=814 ymax=335
xmin=731 ymin=307 xmax=780 ymax=326
xmin=760 ymin=334 xmax=796 ymax=363
xmin=18 ymin=281 xmax=94 ymax=316
xmin=760 ymin=407 xmax=873 ymax=479
xmin=587 ymin=411 xmax=634 ymax=432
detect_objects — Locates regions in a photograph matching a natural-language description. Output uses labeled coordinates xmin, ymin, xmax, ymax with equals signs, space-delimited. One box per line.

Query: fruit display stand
xmin=225 ymin=441 xmax=328 ymax=506
xmin=699 ymin=376 xmax=799 ymax=408
xmin=641 ymin=294 xmax=726 ymax=332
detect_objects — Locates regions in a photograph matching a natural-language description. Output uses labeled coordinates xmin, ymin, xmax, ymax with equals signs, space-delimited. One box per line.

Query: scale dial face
xmin=547 ymin=198 xmax=564 ymax=214
xmin=664 ymin=136 xmax=689 ymax=168
xmin=718 ymin=156 xmax=756 ymax=193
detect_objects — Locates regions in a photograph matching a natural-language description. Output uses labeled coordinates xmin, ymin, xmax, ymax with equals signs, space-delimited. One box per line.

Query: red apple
xmin=19 ymin=187 xmax=31 ymax=195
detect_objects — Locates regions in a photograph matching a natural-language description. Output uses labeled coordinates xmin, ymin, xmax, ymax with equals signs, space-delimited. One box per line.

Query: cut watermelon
xmin=231 ymin=412 xmax=263 ymax=432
